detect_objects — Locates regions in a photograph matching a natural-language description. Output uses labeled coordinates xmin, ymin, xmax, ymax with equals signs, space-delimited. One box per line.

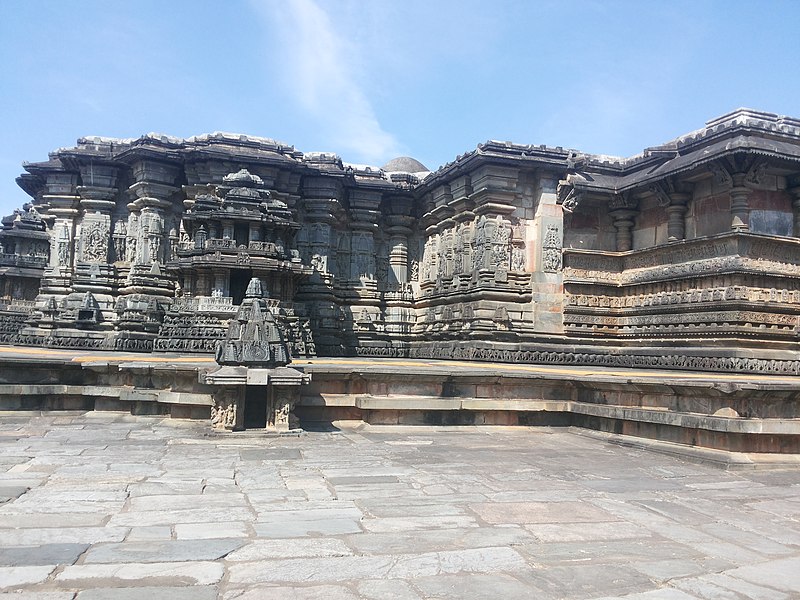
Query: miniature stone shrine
xmin=205 ymin=277 xmax=309 ymax=432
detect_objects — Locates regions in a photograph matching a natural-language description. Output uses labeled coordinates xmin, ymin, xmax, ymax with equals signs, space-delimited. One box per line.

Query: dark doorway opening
xmin=230 ymin=269 xmax=252 ymax=305
xmin=244 ymin=385 xmax=268 ymax=429
xmin=234 ymin=223 xmax=249 ymax=247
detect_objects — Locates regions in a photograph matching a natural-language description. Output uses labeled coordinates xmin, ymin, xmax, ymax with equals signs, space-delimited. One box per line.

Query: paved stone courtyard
xmin=1 ymin=414 xmax=800 ymax=599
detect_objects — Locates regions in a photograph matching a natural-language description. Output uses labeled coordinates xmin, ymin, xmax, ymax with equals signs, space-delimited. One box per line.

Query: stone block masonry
xmin=2 ymin=413 xmax=800 ymax=597
xmin=3 ymin=109 xmax=800 ymax=376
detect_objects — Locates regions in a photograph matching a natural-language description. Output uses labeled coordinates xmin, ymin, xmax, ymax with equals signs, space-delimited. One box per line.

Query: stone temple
xmin=2 ymin=109 xmax=800 ymax=452
xmin=3 ymin=107 xmax=800 ymax=373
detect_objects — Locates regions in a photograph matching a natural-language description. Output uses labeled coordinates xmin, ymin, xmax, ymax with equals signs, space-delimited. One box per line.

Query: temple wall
xmin=631 ymin=197 xmax=668 ymax=250
xmin=4 ymin=109 xmax=800 ymax=374
xmin=749 ymin=189 xmax=793 ymax=235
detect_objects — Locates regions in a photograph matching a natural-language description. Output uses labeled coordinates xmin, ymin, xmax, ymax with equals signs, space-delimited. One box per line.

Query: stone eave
xmin=180 ymin=147 xmax=305 ymax=173
xmin=417 ymin=143 xmax=573 ymax=197
xmin=15 ymin=173 xmax=47 ymax=199
xmin=0 ymin=229 xmax=49 ymax=240
xmin=566 ymin=134 xmax=800 ymax=198
xmin=184 ymin=132 xmax=301 ymax=158
xmin=113 ymin=144 xmax=184 ymax=166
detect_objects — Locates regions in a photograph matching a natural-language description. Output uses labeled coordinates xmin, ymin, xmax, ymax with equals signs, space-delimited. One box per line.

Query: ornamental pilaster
xmin=666 ymin=192 xmax=690 ymax=241
xmin=76 ymin=164 xmax=118 ymax=265
xmin=347 ymin=189 xmax=381 ymax=284
xmin=384 ymin=196 xmax=414 ymax=287
xmin=788 ymin=181 xmax=800 ymax=237
xmin=608 ymin=194 xmax=638 ymax=252
xmin=730 ymin=172 xmax=751 ymax=231
xmin=611 ymin=210 xmax=637 ymax=252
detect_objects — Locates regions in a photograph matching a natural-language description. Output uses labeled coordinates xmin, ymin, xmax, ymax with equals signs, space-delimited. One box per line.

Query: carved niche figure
xmin=542 ymin=224 xmax=562 ymax=273
xmin=211 ymin=393 xmax=237 ymax=430
xmin=491 ymin=216 xmax=510 ymax=269
xmin=81 ymin=221 xmax=108 ymax=263
xmin=56 ymin=226 xmax=70 ymax=266
xmin=511 ymin=246 xmax=526 ymax=272
xmin=336 ymin=233 xmax=350 ymax=278
xmin=112 ymin=219 xmax=126 ymax=262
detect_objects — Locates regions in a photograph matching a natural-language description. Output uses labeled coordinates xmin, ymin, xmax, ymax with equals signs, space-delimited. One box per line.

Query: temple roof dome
xmin=381 ymin=156 xmax=429 ymax=174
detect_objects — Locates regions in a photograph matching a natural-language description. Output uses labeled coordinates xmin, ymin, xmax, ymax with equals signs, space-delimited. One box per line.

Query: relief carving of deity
xmin=542 ymin=224 xmax=562 ymax=273
xmin=82 ymin=221 xmax=108 ymax=263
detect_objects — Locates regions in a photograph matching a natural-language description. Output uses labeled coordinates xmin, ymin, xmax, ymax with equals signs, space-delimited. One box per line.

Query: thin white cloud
xmin=250 ymin=0 xmax=401 ymax=164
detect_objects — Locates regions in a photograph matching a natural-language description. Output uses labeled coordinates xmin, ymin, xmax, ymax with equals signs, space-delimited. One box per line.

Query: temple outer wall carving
xmin=2 ymin=109 xmax=800 ymax=375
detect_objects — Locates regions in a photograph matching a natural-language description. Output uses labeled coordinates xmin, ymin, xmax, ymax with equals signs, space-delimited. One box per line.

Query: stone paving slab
xmin=2 ymin=413 xmax=800 ymax=598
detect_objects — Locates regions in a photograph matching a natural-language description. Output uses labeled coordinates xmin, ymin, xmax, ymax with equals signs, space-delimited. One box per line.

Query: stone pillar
xmin=196 ymin=271 xmax=210 ymax=296
xmin=666 ymin=192 xmax=690 ymax=241
xmin=212 ymin=270 xmax=228 ymax=297
xmin=388 ymin=234 xmax=408 ymax=286
xmin=788 ymin=185 xmax=800 ymax=237
xmin=38 ymin=172 xmax=81 ymax=298
xmin=182 ymin=272 xmax=195 ymax=296
xmin=730 ymin=173 xmax=751 ymax=231
xmin=386 ymin=214 xmax=414 ymax=287
xmin=222 ymin=221 xmax=234 ymax=240
xmin=611 ymin=209 xmax=637 ymax=252
xmin=249 ymin=222 xmax=261 ymax=243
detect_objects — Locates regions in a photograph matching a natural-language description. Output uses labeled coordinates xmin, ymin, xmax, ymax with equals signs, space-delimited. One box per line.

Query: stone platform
xmin=2 ymin=413 xmax=800 ymax=598
xmin=1 ymin=345 xmax=800 ymax=460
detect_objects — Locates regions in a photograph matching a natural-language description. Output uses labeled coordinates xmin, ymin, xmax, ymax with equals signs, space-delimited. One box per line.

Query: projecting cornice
xmin=423 ymin=108 xmax=800 ymax=198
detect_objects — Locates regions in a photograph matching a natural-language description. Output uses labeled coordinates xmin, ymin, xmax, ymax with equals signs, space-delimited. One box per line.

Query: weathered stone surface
xmin=0 ymin=593 xmax=74 ymax=600
xmin=0 ymin=565 xmax=55 ymax=588
xmin=252 ymin=519 xmax=362 ymax=538
xmin=413 ymin=573 xmax=547 ymax=599
xmin=357 ymin=579 xmax=423 ymax=600
xmin=221 ymin=585 xmax=358 ymax=600
xmin=226 ymin=539 xmax=351 ymax=561
xmin=0 ymin=528 xmax=127 ymax=546
xmin=2 ymin=414 xmax=800 ymax=598
xmin=82 ymin=539 xmax=244 ymax=564
xmin=75 ymin=586 xmax=218 ymax=600
xmin=174 ymin=522 xmax=249 ymax=540
xmin=470 ymin=501 xmax=616 ymax=524
xmin=344 ymin=527 xmax=532 ymax=555
xmin=56 ymin=561 xmax=224 ymax=585
xmin=227 ymin=547 xmax=527 ymax=584
xmin=0 ymin=544 xmax=87 ymax=567
xmin=517 ymin=564 xmax=656 ymax=599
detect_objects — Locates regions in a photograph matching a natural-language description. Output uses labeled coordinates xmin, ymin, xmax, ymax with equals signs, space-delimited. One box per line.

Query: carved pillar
xmin=730 ymin=173 xmax=751 ymax=231
xmin=788 ymin=183 xmax=800 ymax=237
xmin=182 ymin=272 xmax=195 ymax=296
xmin=42 ymin=173 xmax=81 ymax=273
xmin=611 ymin=210 xmax=637 ymax=251
xmin=348 ymin=189 xmax=381 ymax=287
xmin=222 ymin=220 xmax=234 ymax=240
xmin=608 ymin=193 xmax=638 ymax=252
xmin=666 ymin=192 xmax=690 ymax=241
xmin=196 ymin=271 xmax=210 ymax=296
xmin=386 ymin=210 xmax=414 ymax=287
xmin=388 ymin=233 xmax=409 ymax=286
xmin=249 ymin=222 xmax=261 ymax=243
xmin=212 ymin=270 xmax=228 ymax=297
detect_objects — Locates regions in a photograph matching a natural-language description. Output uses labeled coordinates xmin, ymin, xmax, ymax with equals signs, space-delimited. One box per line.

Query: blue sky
xmin=1 ymin=0 xmax=799 ymax=216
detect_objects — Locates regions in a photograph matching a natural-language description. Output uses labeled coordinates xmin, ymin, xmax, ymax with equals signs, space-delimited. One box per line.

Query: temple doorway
xmin=230 ymin=269 xmax=252 ymax=305
xmin=243 ymin=385 xmax=268 ymax=429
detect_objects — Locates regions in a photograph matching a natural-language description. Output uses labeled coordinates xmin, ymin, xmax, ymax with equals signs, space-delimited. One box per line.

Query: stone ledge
xmin=299 ymin=393 xmax=800 ymax=436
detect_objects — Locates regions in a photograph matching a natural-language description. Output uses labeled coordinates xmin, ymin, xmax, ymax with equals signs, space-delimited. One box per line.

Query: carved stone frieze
xmin=6 ymin=109 xmax=800 ymax=379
